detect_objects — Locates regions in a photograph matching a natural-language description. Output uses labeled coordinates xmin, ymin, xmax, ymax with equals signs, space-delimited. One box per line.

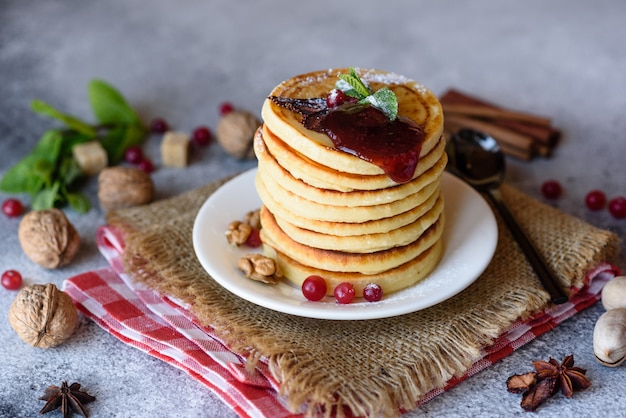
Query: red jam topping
xmin=309 ymin=103 xmax=424 ymax=184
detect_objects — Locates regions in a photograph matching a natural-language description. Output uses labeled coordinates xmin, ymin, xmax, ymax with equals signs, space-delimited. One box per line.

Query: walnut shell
xmin=18 ymin=208 xmax=80 ymax=269
xmin=8 ymin=283 xmax=78 ymax=348
xmin=216 ymin=110 xmax=261 ymax=159
xmin=98 ymin=166 xmax=155 ymax=211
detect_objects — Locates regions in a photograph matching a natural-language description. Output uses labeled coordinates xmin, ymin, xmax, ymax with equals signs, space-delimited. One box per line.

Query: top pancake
xmin=262 ymin=68 xmax=444 ymax=185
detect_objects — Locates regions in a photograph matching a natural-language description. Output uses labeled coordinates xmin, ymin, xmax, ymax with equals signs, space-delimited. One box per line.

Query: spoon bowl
xmin=447 ymin=129 xmax=568 ymax=305
xmin=447 ymin=129 xmax=504 ymax=189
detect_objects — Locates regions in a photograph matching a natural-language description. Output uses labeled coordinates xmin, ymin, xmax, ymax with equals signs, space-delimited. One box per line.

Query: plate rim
xmin=192 ymin=167 xmax=498 ymax=320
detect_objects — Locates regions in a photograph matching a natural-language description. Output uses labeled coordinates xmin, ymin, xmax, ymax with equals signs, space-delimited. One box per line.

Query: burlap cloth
xmin=106 ymin=174 xmax=619 ymax=418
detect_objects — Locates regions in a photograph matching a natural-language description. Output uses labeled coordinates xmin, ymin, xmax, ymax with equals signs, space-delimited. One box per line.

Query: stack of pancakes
xmin=254 ymin=68 xmax=447 ymax=297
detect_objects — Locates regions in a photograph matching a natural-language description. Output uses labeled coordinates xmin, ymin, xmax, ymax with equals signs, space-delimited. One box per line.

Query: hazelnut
xmin=216 ymin=109 xmax=261 ymax=159
xmin=98 ymin=166 xmax=155 ymax=211
xmin=18 ymin=208 xmax=80 ymax=269
xmin=8 ymin=283 xmax=78 ymax=348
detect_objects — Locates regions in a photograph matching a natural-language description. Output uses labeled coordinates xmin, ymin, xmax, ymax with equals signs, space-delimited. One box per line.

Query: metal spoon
xmin=446 ymin=129 xmax=568 ymax=305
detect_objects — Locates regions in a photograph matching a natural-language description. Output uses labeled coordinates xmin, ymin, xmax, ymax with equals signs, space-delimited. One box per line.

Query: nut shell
xmin=18 ymin=208 xmax=80 ymax=269
xmin=8 ymin=283 xmax=78 ymax=348
xmin=593 ymin=308 xmax=626 ymax=367
xmin=216 ymin=110 xmax=261 ymax=159
xmin=98 ymin=166 xmax=155 ymax=211
xmin=602 ymin=276 xmax=626 ymax=311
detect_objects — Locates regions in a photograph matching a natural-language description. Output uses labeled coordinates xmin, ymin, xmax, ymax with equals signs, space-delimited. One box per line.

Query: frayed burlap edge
xmin=106 ymin=177 xmax=619 ymax=418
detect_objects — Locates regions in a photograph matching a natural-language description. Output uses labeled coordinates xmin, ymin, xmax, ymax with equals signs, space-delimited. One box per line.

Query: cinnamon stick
xmin=495 ymin=119 xmax=560 ymax=147
xmin=444 ymin=118 xmax=533 ymax=161
xmin=440 ymin=89 xmax=562 ymax=158
xmin=444 ymin=114 xmax=535 ymax=160
xmin=442 ymin=103 xmax=552 ymax=127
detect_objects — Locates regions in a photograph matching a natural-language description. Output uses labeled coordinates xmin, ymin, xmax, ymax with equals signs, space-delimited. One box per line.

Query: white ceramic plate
xmin=193 ymin=168 xmax=497 ymax=320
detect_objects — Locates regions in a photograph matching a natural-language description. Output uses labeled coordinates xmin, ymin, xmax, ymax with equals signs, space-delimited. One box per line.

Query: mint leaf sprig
xmin=0 ymin=79 xmax=146 ymax=213
xmin=335 ymin=67 xmax=399 ymax=121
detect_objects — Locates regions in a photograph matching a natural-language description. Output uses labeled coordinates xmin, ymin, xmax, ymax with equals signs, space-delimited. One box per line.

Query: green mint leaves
xmin=336 ymin=67 xmax=398 ymax=121
xmin=0 ymin=79 xmax=146 ymax=213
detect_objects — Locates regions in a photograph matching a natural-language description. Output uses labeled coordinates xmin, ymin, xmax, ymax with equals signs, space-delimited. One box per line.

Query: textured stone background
xmin=1 ymin=1 xmax=625 ymax=417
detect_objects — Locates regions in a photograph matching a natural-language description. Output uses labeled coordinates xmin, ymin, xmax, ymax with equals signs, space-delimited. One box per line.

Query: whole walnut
xmin=8 ymin=283 xmax=78 ymax=348
xmin=18 ymin=208 xmax=80 ymax=269
xmin=216 ymin=109 xmax=261 ymax=159
xmin=98 ymin=166 xmax=155 ymax=211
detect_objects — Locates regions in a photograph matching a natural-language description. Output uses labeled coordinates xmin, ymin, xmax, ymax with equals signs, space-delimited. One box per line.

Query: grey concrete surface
xmin=1 ymin=1 xmax=625 ymax=417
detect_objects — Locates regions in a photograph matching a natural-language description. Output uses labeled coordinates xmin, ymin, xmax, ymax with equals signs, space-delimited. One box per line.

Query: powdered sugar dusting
xmin=351 ymin=68 xmax=429 ymax=94
xmin=274 ymin=67 xmax=430 ymax=96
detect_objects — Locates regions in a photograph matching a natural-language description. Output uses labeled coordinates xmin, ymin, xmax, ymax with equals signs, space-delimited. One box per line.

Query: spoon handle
xmin=485 ymin=189 xmax=569 ymax=305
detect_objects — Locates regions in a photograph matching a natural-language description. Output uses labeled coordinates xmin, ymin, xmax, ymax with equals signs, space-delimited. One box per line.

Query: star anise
xmin=532 ymin=354 xmax=591 ymax=398
xmin=39 ymin=381 xmax=96 ymax=417
xmin=506 ymin=354 xmax=591 ymax=412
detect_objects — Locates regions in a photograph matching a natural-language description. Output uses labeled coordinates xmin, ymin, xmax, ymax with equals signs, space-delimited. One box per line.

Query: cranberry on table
xmin=124 ymin=145 xmax=144 ymax=164
xmin=2 ymin=198 xmax=24 ymax=218
xmin=334 ymin=282 xmax=355 ymax=304
xmin=584 ymin=190 xmax=607 ymax=211
xmin=1 ymin=270 xmax=23 ymax=290
xmin=363 ymin=283 xmax=383 ymax=302
xmin=150 ymin=117 xmax=170 ymax=133
xmin=192 ymin=126 xmax=212 ymax=147
xmin=219 ymin=102 xmax=235 ymax=116
xmin=138 ymin=159 xmax=155 ymax=173
xmin=608 ymin=196 xmax=626 ymax=219
xmin=302 ymin=275 xmax=327 ymax=301
xmin=541 ymin=180 xmax=563 ymax=199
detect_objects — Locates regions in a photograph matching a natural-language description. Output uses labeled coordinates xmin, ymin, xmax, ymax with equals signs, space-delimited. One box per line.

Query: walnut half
xmin=237 ymin=254 xmax=282 ymax=284
xmin=226 ymin=221 xmax=252 ymax=245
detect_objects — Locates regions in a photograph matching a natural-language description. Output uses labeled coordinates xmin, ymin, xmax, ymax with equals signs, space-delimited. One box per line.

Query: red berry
xmin=608 ymin=196 xmax=626 ymax=219
xmin=150 ymin=117 xmax=169 ymax=133
xmin=219 ymin=102 xmax=235 ymax=116
xmin=2 ymin=198 xmax=24 ymax=218
xmin=363 ymin=283 xmax=383 ymax=302
xmin=326 ymin=89 xmax=349 ymax=108
xmin=334 ymin=282 xmax=355 ymax=304
xmin=192 ymin=126 xmax=212 ymax=147
xmin=124 ymin=145 xmax=144 ymax=164
xmin=541 ymin=180 xmax=563 ymax=199
xmin=2 ymin=270 xmax=23 ymax=290
xmin=302 ymin=275 xmax=327 ymax=301
xmin=138 ymin=159 xmax=155 ymax=173
xmin=245 ymin=228 xmax=262 ymax=248
xmin=585 ymin=190 xmax=606 ymax=211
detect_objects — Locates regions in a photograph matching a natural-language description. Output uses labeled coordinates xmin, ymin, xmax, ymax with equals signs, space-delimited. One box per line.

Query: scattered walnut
xmin=238 ymin=254 xmax=282 ymax=284
xmin=8 ymin=283 xmax=78 ymax=348
xmin=225 ymin=209 xmax=262 ymax=246
xmin=216 ymin=110 xmax=261 ymax=159
xmin=243 ymin=209 xmax=261 ymax=230
xmin=18 ymin=209 xmax=80 ymax=269
xmin=98 ymin=166 xmax=155 ymax=211
xmin=226 ymin=221 xmax=252 ymax=246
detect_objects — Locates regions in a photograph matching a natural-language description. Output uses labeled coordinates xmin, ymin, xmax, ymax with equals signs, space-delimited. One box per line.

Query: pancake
xmin=260 ymin=206 xmax=444 ymax=274
xmin=263 ymin=236 xmax=444 ymax=297
xmin=273 ymin=194 xmax=444 ymax=253
xmin=256 ymin=125 xmax=447 ymax=198
xmin=255 ymin=171 xmax=442 ymax=223
xmin=262 ymin=68 xmax=443 ymax=177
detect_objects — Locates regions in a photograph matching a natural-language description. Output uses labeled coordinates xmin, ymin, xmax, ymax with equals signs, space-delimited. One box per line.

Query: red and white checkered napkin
xmin=63 ymin=226 xmax=620 ymax=418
